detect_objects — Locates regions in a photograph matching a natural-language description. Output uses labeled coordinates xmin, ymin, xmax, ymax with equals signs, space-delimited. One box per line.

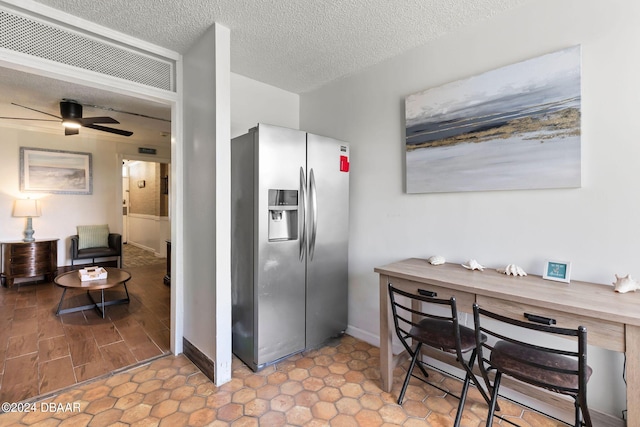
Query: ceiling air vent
xmin=0 ymin=8 xmax=175 ymax=92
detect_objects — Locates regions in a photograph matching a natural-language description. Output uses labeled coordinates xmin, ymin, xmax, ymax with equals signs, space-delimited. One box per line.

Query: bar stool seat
xmin=491 ymin=341 xmax=593 ymax=393
xmin=411 ymin=318 xmax=480 ymax=353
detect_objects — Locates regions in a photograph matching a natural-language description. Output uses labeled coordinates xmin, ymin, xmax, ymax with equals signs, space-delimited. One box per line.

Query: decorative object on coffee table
xmin=78 ymin=266 xmax=108 ymax=281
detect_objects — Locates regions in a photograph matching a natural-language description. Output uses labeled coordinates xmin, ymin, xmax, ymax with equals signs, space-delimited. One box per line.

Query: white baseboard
xmin=345 ymin=325 xmax=378 ymax=346
xmin=345 ymin=324 xmax=404 ymax=354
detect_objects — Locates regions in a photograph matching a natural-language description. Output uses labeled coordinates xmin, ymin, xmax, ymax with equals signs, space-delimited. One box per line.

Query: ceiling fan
xmin=0 ymin=99 xmax=133 ymax=136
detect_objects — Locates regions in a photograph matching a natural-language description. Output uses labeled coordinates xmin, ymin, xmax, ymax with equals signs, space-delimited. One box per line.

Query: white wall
xmin=231 ymin=72 xmax=299 ymax=137
xmin=300 ymin=0 xmax=636 ymax=418
xmin=127 ymin=214 xmax=170 ymax=256
xmin=0 ymin=127 xmax=169 ymax=265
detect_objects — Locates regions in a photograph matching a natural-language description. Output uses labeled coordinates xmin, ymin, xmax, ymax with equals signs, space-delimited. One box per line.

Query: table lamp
xmin=13 ymin=198 xmax=41 ymax=242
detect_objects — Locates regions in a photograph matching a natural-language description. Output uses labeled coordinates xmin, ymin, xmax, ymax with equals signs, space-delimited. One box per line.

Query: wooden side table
xmin=1 ymin=239 xmax=58 ymax=287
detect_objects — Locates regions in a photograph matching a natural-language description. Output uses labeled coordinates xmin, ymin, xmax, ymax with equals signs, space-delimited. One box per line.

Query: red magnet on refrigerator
xmin=340 ymin=155 xmax=350 ymax=172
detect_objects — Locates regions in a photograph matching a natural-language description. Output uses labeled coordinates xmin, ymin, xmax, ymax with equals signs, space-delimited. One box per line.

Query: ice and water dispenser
xmin=268 ymin=189 xmax=298 ymax=242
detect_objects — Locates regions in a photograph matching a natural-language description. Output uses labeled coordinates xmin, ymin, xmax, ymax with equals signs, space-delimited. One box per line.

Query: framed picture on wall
xmin=404 ymin=45 xmax=582 ymax=194
xmin=20 ymin=147 xmax=93 ymax=195
xmin=542 ymin=260 xmax=572 ymax=283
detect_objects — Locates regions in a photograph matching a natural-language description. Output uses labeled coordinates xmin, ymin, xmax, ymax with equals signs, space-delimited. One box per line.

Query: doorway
xmin=0 ymin=71 xmax=178 ymax=403
xmin=121 ymin=159 xmax=171 ymax=266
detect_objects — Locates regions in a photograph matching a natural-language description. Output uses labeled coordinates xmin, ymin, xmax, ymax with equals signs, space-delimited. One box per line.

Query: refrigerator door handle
xmin=299 ymin=167 xmax=307 ymax=261
xmin=309 ymin=168 xmax=318 ymax=261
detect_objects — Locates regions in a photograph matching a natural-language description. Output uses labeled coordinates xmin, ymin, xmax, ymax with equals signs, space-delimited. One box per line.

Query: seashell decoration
xmin=613 ymin=274 xmax=640 ymax=293
xmin=427 ymin=255 xmax=446 ymax=265
xmin=497 ymin=264 xmax=527 ymax=276
xmin=462 ymin=259 xmax=484 ymax=271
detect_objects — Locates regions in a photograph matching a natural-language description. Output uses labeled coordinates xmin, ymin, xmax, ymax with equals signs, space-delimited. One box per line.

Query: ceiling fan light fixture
xmin=61 ymin=120 xmax=81 ymax=129
xmin=4 ymin=100 xmax=133 ymax=137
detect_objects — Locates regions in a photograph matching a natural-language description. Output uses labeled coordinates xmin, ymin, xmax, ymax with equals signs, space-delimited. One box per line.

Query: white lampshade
xmin=13 ymin=199 xmax=41 ymax=218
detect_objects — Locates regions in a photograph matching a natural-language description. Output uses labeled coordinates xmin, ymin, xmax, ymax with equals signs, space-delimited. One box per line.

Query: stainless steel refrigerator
xmin=231 ymin=123 xmax=350 ymax=371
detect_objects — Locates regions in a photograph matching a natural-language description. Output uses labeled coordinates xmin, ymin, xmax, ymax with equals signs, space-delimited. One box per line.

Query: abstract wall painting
xmin=20 ymin=147 xmax=93 ymax=194
xmin=405 ymin=46 xmax=581 ymax=194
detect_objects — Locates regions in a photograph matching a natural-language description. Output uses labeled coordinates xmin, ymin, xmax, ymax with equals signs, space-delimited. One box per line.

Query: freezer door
xmin=306 ymin=133 xmax=350 ymax=348
xmin=255 ymin=124 xmax=307 ymax=367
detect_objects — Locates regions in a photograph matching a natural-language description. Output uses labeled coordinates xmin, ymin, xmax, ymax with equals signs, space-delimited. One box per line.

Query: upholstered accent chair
xmin=70 ymin=225 xmax=122 ymax=268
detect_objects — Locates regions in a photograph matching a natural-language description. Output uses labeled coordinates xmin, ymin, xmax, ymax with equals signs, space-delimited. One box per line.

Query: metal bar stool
xmin=472 ymin=303 xmax=593 ymax=427
xmin=388 ymin=283 xmax=490 ymax=427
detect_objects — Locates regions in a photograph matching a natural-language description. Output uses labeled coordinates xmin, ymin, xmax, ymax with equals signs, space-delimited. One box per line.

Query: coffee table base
xmin=56 ymin=283 xmax=130 ymax=318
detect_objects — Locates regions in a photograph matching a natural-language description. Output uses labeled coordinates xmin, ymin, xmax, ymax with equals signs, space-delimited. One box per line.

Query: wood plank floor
xmin=0 ymin=263 xmax=170 ymax=403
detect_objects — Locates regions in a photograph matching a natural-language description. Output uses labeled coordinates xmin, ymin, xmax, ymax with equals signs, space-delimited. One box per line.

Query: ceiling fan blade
xmin=65 ymin=127 xmax=79 ymax=136
xmin=80 ymin=102 xmax=170 ymax=122
xmin=83 ymin=123 xmax=133 ymax=137
xmin=79 ymin=116 xmax=119 ymax=125
xmin=11 ymin=102 xmax=61 ymax=119
xmin=0 ymin=117 xmax=59 ymax=122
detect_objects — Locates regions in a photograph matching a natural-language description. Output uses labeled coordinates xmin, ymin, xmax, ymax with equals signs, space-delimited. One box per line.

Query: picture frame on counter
xmin=543 ymin=260 xmax=572 ymax=283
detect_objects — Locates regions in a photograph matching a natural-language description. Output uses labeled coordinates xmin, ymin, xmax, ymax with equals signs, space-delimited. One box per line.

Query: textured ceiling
xmin=1 ymin=0 xmax=528 ymax=143
xmin=31 ymin=0 xmax=527 ymax=94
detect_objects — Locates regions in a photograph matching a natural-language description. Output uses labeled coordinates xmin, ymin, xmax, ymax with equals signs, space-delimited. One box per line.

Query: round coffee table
xmin=54 ymin=267 xmax=131 ymax=318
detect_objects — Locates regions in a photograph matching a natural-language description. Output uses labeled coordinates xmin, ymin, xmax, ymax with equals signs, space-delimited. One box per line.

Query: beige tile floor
xmin=0 ymin=335 xmax=564 ymax=426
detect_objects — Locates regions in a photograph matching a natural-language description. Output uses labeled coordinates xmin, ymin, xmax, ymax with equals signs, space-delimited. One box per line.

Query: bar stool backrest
xmin=472 ymin=303 xmax=592 ymax=427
